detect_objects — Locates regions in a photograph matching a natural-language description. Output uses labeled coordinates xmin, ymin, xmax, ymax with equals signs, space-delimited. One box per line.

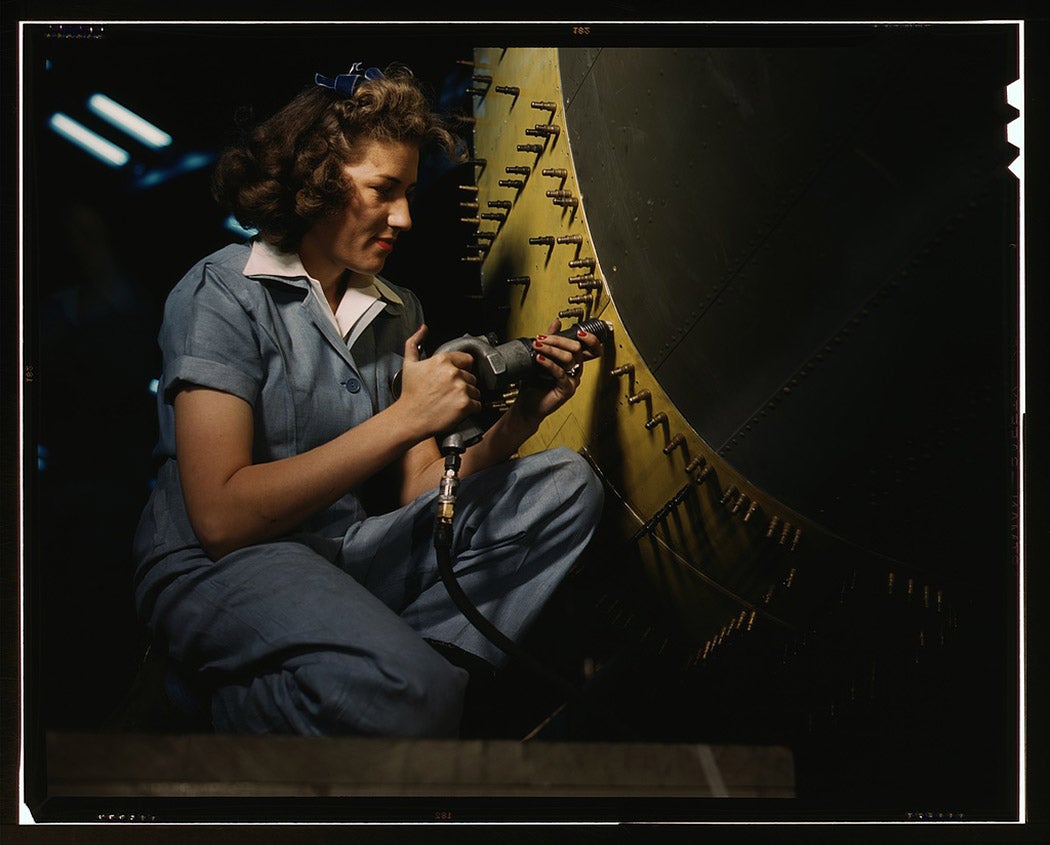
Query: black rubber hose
xmin=432 ymin=522 xmax=585 ymax=707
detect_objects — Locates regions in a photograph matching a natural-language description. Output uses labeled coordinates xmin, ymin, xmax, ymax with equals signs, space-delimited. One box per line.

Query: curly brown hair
xmin=212 ymin=64 xmax=459 ymax=252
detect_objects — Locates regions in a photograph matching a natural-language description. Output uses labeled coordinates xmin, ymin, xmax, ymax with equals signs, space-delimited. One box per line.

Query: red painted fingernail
xmin=537 ymin=335 xmax=547 ymax=340
xmin=533 ymin=340 xmax=544 ymax=349
xmin=536 ymin=354 xmax=546 ymax=361
xmin=577 ymin=329 xmax=588 ymax=338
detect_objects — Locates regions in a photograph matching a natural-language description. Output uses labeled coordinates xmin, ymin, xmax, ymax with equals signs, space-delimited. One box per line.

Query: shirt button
xmin=345 ymin=377 xmax=361 ymax=394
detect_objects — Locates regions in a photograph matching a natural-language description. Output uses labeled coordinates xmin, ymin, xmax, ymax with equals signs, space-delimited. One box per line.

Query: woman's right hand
xmin=397 ymin=324 xmax=483 ymax=438
xmin=175 ymin=324 xmax=483 ymax=558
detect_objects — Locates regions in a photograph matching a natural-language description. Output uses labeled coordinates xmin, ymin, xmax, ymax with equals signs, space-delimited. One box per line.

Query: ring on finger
xmin=566 ymin=363 xmax=583 ymax=378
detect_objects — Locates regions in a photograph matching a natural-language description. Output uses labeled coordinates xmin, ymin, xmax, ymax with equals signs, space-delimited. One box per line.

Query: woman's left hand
xmin=513 ymin=318 xmax=604 ymax=424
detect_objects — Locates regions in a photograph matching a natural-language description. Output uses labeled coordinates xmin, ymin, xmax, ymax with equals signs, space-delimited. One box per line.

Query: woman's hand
xmin=174 ymin=324 xmax=483 ymax=558
xmin=397 ymin=324 xmax=483 ymax=438
xmin=397 ymin=319 xmax=602 ymax=498
xmin=512 ymin=318 xmax=604 ymax=425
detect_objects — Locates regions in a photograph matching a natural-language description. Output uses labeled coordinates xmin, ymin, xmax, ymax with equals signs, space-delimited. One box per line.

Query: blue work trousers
xmin=136 ymin=447 xmax=603 ymax=737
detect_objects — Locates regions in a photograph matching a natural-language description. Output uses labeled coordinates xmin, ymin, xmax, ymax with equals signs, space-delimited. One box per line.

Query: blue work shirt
xmin=143 ymin=238 xmax=425 ymax=558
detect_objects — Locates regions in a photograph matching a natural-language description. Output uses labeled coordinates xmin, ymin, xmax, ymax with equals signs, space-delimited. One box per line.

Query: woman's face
xmin=299 ymin=138 xmax=419 ymax=288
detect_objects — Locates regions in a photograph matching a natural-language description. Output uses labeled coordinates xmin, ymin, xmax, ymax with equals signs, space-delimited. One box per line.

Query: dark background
xmin=5 ymin=11 xmax=1048 ymax=839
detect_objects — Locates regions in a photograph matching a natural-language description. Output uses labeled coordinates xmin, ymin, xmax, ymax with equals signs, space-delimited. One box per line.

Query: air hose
xmin=432 ymin=448 xmax=588 ymax=707
xmin=394 ymin=319 xmax=627 ymax=729
xmin=427 ymin=319 xmax=616 ymax=693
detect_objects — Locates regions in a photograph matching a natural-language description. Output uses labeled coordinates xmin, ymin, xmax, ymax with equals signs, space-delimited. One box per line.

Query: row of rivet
xmin=759 ymin=513 xmax=803 ymax=551
xmin=615 ymin=356 xmax=723 ymax=540
xmin=457 ymin=75 xmax=565 ymax=263
xmin=613 ymin=358 xmax=801 ymax=551
xmin=691 ymin=608 xmax=758 ymax=666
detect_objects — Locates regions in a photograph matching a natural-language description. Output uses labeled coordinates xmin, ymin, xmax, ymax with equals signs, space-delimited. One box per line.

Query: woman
xmin=131 ymin=63 xmax=604 ymax=737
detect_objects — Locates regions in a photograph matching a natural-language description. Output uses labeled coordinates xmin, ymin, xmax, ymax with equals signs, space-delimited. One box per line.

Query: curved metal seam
xmin=716 ymin=177 xmax=1013 ymax=460
xmin=579 ymin=447 xmax=795 ymax=632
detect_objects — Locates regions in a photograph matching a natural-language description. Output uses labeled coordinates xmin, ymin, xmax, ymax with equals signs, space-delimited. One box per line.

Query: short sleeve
xmin=158 ymin=263 xmax=264 ymax=406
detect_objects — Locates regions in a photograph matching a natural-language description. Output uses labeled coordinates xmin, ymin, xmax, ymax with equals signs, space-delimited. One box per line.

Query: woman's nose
xmin=389 ymin=197 xmax=412 ymax=231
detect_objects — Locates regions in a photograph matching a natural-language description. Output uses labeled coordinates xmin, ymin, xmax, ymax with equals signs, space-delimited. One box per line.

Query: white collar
xmin=243 ymin=238 xmax=403 ymax=343
xmin=242 ymin=238 xmax=404 ymax=306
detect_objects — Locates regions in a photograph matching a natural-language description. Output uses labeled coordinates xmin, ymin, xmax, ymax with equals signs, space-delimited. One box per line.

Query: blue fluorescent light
xmin=49 ymin=112 xmax=129 ymax=167
xmin=148 ymin=378 xmax=160 ymax=395
xmin=180 ymin=152 xmax=213 ymax=170
xmin=133 ymin=150 xmax=217 ymax=190
xmin=87 ymin=93 xmax=172 ymax=149
xmin=225 ymin=215 xmax=259 ymax=238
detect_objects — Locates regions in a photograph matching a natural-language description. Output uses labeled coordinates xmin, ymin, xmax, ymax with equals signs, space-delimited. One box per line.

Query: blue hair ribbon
xmin=315 ymin=62 xmax=384 ymax=96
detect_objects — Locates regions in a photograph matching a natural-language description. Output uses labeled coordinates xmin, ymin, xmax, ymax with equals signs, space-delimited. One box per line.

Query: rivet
xmin=663 ymin=433 xmax=686 ymax=454
xmin=766 ymin=516 xmax=781 ymax=539
xmin=645 ymin=411 xmax=668 ymax=431
xmin=525 ymin=123 xmax=561 ymax=137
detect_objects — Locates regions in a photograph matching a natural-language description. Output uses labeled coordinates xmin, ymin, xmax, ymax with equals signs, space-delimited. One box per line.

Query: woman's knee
xmin=542 ymin=446 xmax=604 ymax=524
xmin=297 ymin=644 xmax=469 ymax=737
xmin=211 ymin=640 xmax=468 ymax=737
